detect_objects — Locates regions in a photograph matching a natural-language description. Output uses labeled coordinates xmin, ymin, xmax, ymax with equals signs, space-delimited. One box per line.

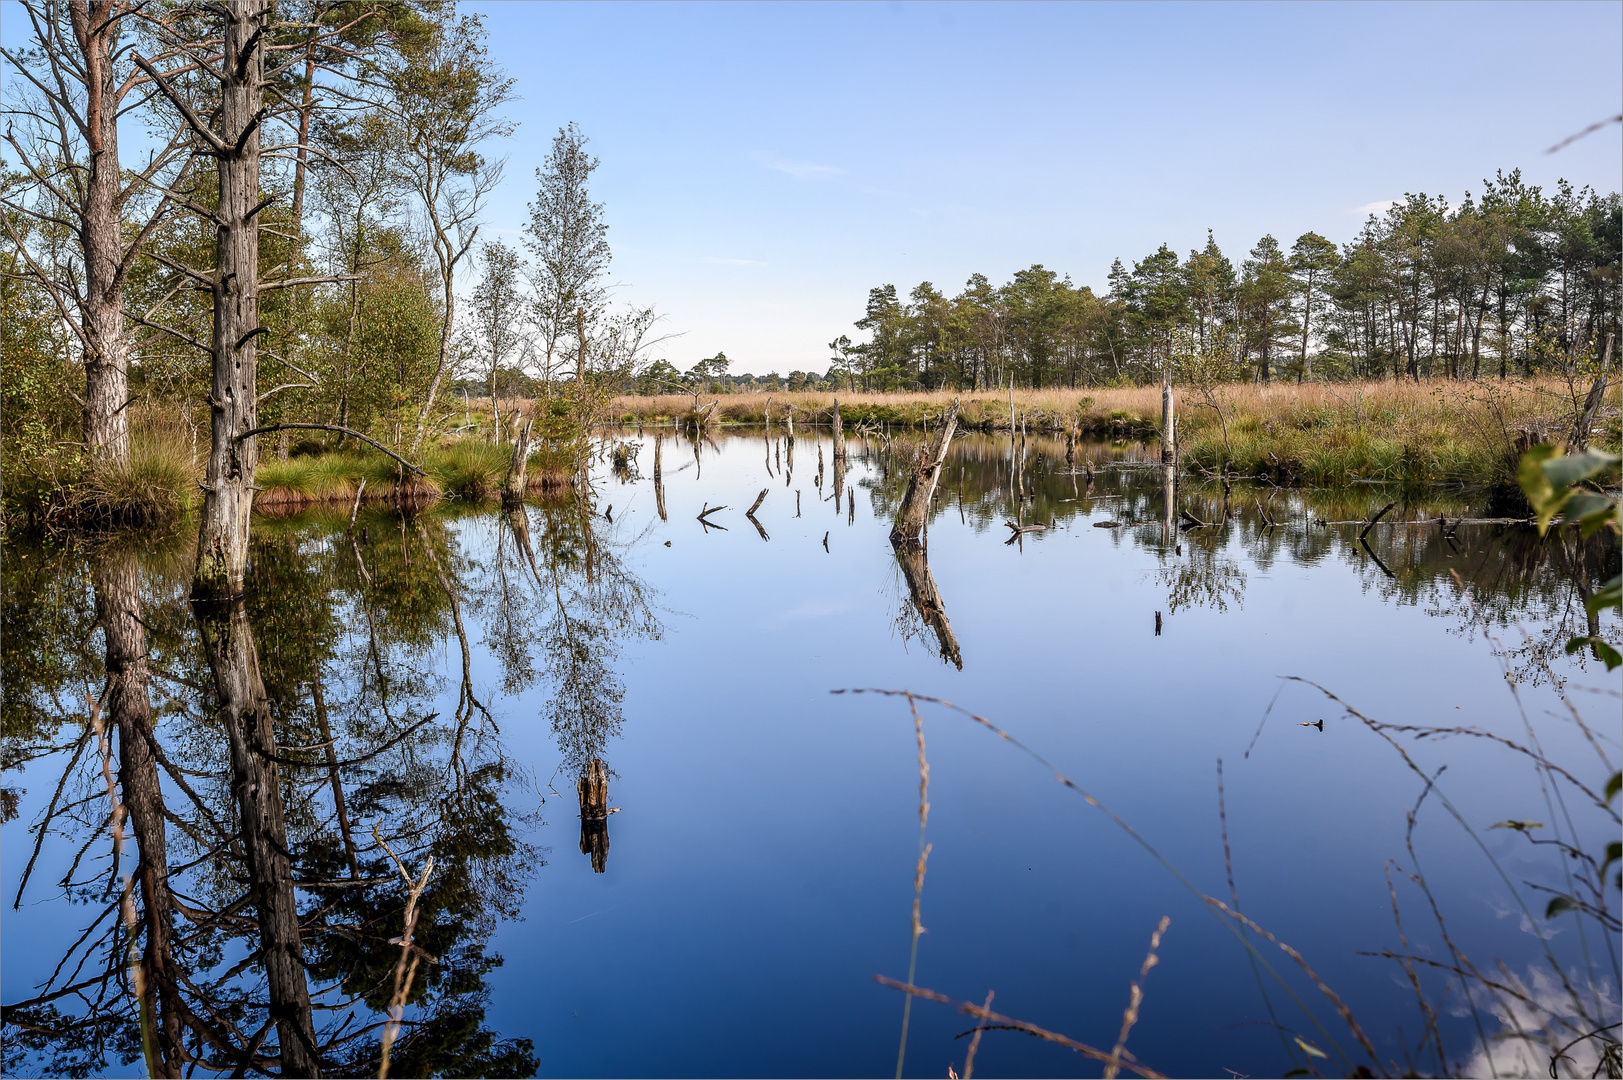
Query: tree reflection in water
xmin=0 ymin=513 xmax=585 ymax=1077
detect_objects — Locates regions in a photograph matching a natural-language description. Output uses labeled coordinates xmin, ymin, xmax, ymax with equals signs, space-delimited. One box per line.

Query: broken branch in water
xmin=1359 ymin=501 xmax=1396 ymax=541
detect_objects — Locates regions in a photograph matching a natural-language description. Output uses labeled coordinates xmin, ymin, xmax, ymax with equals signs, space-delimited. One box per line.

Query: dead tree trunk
xmin=193 ymin=596 xmax=320 ymax=1077
xmin=141 ymin=2 xmax=270 ymax=600
xmin=1161 ymin=378 xmax=1176 ymax=465
xmin=831 ymin=397 xmax=846 ymax=463
xmin=74 ymin=1 xmax=132 ymax=468
xmin=653 ymin=433 xmax=666 ymax=520
xmin=503 ymin=415 xmax=532 ymax=508
xmin=890 ymin=397 xmax=960 ymax=545
xmin=1568 ymin=332 xmax=1614 ymax=453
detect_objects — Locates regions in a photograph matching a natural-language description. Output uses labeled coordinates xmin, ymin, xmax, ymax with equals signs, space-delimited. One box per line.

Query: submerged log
xmin=890 ymin=397 xmax=961 ymax=545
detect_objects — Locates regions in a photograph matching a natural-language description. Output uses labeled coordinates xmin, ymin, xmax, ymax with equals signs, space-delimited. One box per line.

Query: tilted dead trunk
xmin=193 ymin=596 xmax=320 ymax=1077
xmin=1568 ymin=332 xmax=1613 ymax=453
xmin=890 ymin=398 xmax=960 ymax=545
xmin=94 ymin=548 xmax=184 ymax=1076
xmin=894 ymin=544 xmax=962 ymax=670
xmin=831 ymin=397 xmax=846 ymax=461
xmin=189 ymin=2 xmax=269 ymax=601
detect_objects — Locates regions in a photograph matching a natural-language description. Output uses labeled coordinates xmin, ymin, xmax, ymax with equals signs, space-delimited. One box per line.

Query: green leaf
xmin=1545 ymin=895 xmax=1579 ymax=919
xmin=1604 ymin=841 xmax=1621 ymax=872
xmin=1490 ymin=819 xmax=1544 ymax=832
xmin=1564 ymin=491 xmax=1616 ymax=526
xmin=1294 ymin=1037 xmax=1329 ymax=1059
xmin=1586 ymin=575 xmax=1621 ymax=618
xmin=1595 ymin=641 xmax=1623 ymax=671
xmin=1542 ymin=448 xmax=1620 ymax=487
xmin=1606 ymin=772 xmax=1621 ymax=804
xmin=1519 ymin=445 xmax=1563 ymax=535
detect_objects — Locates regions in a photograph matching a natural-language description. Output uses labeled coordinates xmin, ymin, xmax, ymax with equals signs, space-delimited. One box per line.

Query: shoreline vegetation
xmin=609 ymin=377 xmax=1620 ymax=489
xmin=8 ymin=375 xmax=1616 ymax=531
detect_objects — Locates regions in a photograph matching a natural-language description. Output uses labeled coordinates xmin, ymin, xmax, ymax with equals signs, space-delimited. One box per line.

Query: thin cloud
xmin=751 ymin=151 xmax=844 ymax=180
xmin=1353 ymin=199 xmax=1398 ymax=216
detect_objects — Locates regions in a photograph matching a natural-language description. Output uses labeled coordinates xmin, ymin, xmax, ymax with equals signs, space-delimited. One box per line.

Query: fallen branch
xmin=233 ymin=423 xmax=425 ymax=474
xmin=1359 ymin=501 xmax=1396 ymax=541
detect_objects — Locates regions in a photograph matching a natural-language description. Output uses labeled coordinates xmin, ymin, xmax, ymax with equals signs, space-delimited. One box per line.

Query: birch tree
xmin=390 ymin=11 xmax=514 ymax=451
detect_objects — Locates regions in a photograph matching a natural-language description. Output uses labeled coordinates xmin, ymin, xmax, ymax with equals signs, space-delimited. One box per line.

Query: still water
xmin=3 ymin=430 xmax=1618 ymax=1078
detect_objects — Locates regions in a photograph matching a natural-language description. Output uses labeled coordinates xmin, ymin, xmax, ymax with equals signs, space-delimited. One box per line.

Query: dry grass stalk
xmin=842 ymin=688 xmax=1376 ymax=1075
xmin=1202 ymin=895 xmax=1382 ymax=1069
xmin=375 ymin=829 xmax=435 ymax=1080
xmin=874 ymin=976 xmax=1167 ymax=1079
xmin=895 ymin=691 xmax=932 ymax=1080
xmin=1104 ymin=916 xmax=1171 ymax=1079
xmin=960 ymin=989 xmax=993 ymax=1080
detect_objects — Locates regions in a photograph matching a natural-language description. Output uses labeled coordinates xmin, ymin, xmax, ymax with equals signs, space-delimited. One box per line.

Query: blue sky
xmin=5 ymin=1 xmax=1620 ymax=373
xmin=473 ymin=0 xmax=1621 ymax=373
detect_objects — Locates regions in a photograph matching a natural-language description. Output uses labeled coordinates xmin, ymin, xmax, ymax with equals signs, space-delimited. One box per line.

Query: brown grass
xmin=608 ymin=379 xmax=1619 ymax=486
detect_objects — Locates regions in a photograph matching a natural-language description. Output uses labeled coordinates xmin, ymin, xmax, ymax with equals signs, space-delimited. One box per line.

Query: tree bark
xmin=193 ymin=2 xmax=268 ymax=601
xmin=71 ymin=0 xmax=131 ymax=467
xmin=831 ymin=397 xmax=845 ymax=462
xmin=890 ymin=398 xmax=960 ymax=545
xmin=653 ymin=433 xmax=666 ymax=520
xmin=1160 ymin=378 xmax=1175 ymax=465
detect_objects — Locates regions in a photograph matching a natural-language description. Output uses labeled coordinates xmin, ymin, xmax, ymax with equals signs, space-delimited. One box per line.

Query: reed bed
xmin=610 ymin=379 xmax=1618 ymax=486
xmin=255 ymin=440 xmax=573 ymax=510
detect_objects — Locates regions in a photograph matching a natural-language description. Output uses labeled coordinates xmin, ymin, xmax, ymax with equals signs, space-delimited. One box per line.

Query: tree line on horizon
xmin=824 ymin=173 xmax=1620 ymax=392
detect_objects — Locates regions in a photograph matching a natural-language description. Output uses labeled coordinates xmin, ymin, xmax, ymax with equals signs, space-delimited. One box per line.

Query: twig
xmin=874 ymin=977 xmax=1166 ymax=1079
xmin=374 ymin=829 xmax=434 ymax=1080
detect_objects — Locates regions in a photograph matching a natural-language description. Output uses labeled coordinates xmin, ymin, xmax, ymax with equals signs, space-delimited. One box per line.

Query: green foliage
xmin=836 ymin=168 xmax=1619 ymax=389
xmin=1519 ymin=443 xmax=1622 ymax=668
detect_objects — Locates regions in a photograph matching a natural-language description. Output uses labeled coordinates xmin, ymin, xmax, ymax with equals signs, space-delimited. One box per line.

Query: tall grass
xmin=609 ymin=379 xmax=1619 ymax=486
xmin=255 ymin=439 xmax=574 ymax=509
xmin=66 ymin=420 xmax=202 ymax=526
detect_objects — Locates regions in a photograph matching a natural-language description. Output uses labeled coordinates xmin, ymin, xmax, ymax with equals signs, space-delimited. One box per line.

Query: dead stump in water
xmin=578 ymin=760 xmax=611 ymax=873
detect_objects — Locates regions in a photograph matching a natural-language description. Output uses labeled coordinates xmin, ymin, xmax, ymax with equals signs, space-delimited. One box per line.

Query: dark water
xmin=3 ymin=430 xmax=1619 ymax=1079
